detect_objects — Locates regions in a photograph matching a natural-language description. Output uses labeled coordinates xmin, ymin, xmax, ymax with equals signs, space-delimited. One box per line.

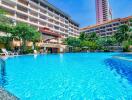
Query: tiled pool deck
xmin=0 ymin=88 xmax=19 ymax=100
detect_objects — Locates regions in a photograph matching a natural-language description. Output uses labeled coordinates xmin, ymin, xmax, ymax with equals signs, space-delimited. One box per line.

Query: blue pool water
xmin=1 ymin=53 xmax=132 ymax=99
xmin=116 ymin=53 xmax=132 ymax=59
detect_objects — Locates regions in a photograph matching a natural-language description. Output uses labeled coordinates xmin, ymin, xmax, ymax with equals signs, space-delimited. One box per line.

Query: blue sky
xmin=48 ymin=0 xmax=132 ymax=28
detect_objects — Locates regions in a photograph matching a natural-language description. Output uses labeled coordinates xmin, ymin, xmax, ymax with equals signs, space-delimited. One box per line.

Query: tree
xmin=0 ymin=8 xmax=14 ymax=50
xmin=0 ymin=8 xmax=13 ymax=25
xmin=102 ymin=37 xmax=116 ymax=46
xmin=80 ymin=40 xmax=98 ymax=51
xmin=79 ymin=32 xmax=87 ymax=41
xmin=128 ymin=19 xmax=132 ymax=42
xmin=122 ymin=41 xmax=130 ymax=52
xmin=114 ymin=25 xmax=130 ymax=44
xmin=79 ymin=32 xmax=99 ymax=41
xmin=64 ymin=37 xmax=81 ymax=52
xmin=30 ymin=30 xmax=42 ymax=50
xmin=96 ymin=36 xmax=117 ymax=51
xmin=11 ymin=22 xmax=41 ymax=53
xmin=87 ymin=32 xmax=99 ymax=42
xmin=65 ymin=37 xmax=81 ymax=47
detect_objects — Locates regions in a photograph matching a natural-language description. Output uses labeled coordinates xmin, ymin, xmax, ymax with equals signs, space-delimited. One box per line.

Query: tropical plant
xmin=65 ymin=37 xmax=81 ymax=47
xmin=0 ymin=8 xmax=14 ymax=50
xmin=79 ymin=32 xmax=99 ymax=42
xmin=65 ymin=23 xmax=132 ymax=52
xmin=114 ymin=25 xmax=130 ymax=44
xmin=122 ymin=41 xmax=130 ymax=52
xmin=80 ymin=40 xmax=98 ymax=51
xmin=30 ymin=30 xmax=42 ymax=50
xmin=11 ymin=22 xmax=41 ymax=53
xmin=87 ymin=32 xmax=99 ymax=42
xmin=96 ymin=36 xmax=117 ymax=51
xmin=79 ymin=32 xmax=87 ymax=41
xmin=97 ymin=36 xmax=116 ymax=46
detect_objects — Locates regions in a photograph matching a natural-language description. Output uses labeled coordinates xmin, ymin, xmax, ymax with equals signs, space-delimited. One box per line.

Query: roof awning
xmin=39 ymin=27 xmax=61 ymax=38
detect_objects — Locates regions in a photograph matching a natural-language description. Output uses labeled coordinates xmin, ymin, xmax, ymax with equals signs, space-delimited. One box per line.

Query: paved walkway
xmin=0 ymin=88 xmax=19 ymax=100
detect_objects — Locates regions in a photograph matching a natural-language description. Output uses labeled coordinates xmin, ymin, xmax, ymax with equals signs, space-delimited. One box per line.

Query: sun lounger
xmin=0 ymin=53 xmax=6 ymax=56
xmin=1 ymin=48 xmax=14 ymax=56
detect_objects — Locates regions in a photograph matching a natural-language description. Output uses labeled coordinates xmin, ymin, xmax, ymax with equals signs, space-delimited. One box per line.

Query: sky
xmin=48 ymin=0 xmax=132 ymax=28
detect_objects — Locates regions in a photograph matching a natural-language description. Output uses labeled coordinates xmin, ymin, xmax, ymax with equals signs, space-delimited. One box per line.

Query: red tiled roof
xmin=80 ymin=16 xmax=132 ymax=31
xmin=39 ymin=27 xmax=61 ymax=38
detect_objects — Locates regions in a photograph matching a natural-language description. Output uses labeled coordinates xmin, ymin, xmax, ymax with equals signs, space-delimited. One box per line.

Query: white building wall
xmin=0 ymin=0 xmax=79 ymax=38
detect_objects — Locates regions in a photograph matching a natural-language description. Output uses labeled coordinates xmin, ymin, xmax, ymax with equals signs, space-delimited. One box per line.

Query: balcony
xmin=17 ymin=12 xmax=28 ymax=21
xmin=39 ymin=21 xmax=47 ymax=27
xmin=113 ymin=23 xmax=119 ymax=26
xmin=40 ymin=8 xmax=47 ymax=15
xmin=54 ymin=26 xmax=60 ymax=30
xmin=0 ymin=6 xmax=15 ymax=17
xmin=48 ymin=24 xmax=54 ymax=29
xmin=30 ymin=2 xmax=39 ymax=11
xmin=55 ymin=16 xmax=59 ymax=20
xmin=106 ymin=25 xmax=112 ymax=28
xmin=107 ymin=28 xmax=113 ymax=32
xmin=17 ymin=5 xmax=28 ymax=13
xmin=29 ymin=10 xmax=38 ymax=17
xmin=65 ymin=25 xmax=68 ymax=29
xmin=31 ymin=0 xmax=39 ymax=4
xmin=48 ymin=13 xmax=54 ymax=18
xmin=39 ymin=14 xmax=48 ymax=20
xmin=18 ymin=0 xmax=28 ymax=6
xmin=29 ymin=17 xmax=38 ymax=24
xmin=1 ymin=0 xmax=16 ymax=8
xmin=48 ymin=18 xmax=54 ymax=23
xmin=54 ymin=21 xmax=59 ymax=26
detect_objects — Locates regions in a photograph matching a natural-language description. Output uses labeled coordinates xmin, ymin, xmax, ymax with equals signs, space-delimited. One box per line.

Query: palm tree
xmin=87 ymin=32 xmax=98 ymax=42
xmin=114 ymin=25 xmax=130 ymax=44
xmin=128 ymin=19 xmax=132 ymax=41
xmin=79 ymin=32 xmax=86 ymax=41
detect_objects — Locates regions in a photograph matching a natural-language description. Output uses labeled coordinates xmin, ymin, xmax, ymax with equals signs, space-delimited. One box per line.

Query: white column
xmin=14 ymin=1 xmax=17 ymax=25
xmin=27 ymin=1 xmax=30 ymax=23
xmin=38 ymin=1 xmax=40 ymax=26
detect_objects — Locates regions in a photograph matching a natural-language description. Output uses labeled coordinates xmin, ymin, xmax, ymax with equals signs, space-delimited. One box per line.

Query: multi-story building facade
xmin=0 ymin=0 xmax=79 ymax=38
xmin=96 ymin=0 xmax=112 ymax=24
xmin=80 ymin=16 xmax=132 ymax=37
xmin=0 ymin=0 xmax=80 ymax=53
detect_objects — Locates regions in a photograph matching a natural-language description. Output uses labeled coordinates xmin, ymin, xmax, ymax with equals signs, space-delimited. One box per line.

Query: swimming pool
xmin=1 ymin=53 xmax=132 ymax=99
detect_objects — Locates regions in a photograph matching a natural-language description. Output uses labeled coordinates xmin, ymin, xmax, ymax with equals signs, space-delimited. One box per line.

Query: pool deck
xmin=0 ymin=88 xmax=19 ymax=100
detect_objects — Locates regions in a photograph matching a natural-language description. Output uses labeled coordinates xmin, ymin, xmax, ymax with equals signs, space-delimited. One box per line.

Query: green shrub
xmin=22 ymin=49 xmax=34 ymax=54
xmin=72 ymin=47 xmax=81 ymax=52
xmin=122 ymin=41 xmax=130 ymax=52
xmin=103 ymin=48 xmax=110 ymax=52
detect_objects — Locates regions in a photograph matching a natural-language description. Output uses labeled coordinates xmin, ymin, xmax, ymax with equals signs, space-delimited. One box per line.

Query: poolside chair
xmin=0 ymin=52 xmax=6 ymax=56
xmin=1 ymin=48 xmax=14 ymax=56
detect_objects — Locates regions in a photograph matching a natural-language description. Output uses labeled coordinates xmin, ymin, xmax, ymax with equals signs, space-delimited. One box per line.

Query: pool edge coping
xmin=0 ymin=87 xmax=19 ymax=100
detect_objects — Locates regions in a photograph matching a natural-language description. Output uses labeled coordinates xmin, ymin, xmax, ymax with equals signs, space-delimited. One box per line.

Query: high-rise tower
xmin=96 ymin=0 xmax=112 ymax=24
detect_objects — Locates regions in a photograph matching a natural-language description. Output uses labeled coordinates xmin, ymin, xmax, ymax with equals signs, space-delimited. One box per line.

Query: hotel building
xmin=0 ymin=0 xmax=80 ymax=53
xmin=0 ymin=0 xmax=79 ymax=38
xmin=96 ymin=0 xmax=112 ymax=24
xmin=80 ymin=16 xmax=132 ymax=37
